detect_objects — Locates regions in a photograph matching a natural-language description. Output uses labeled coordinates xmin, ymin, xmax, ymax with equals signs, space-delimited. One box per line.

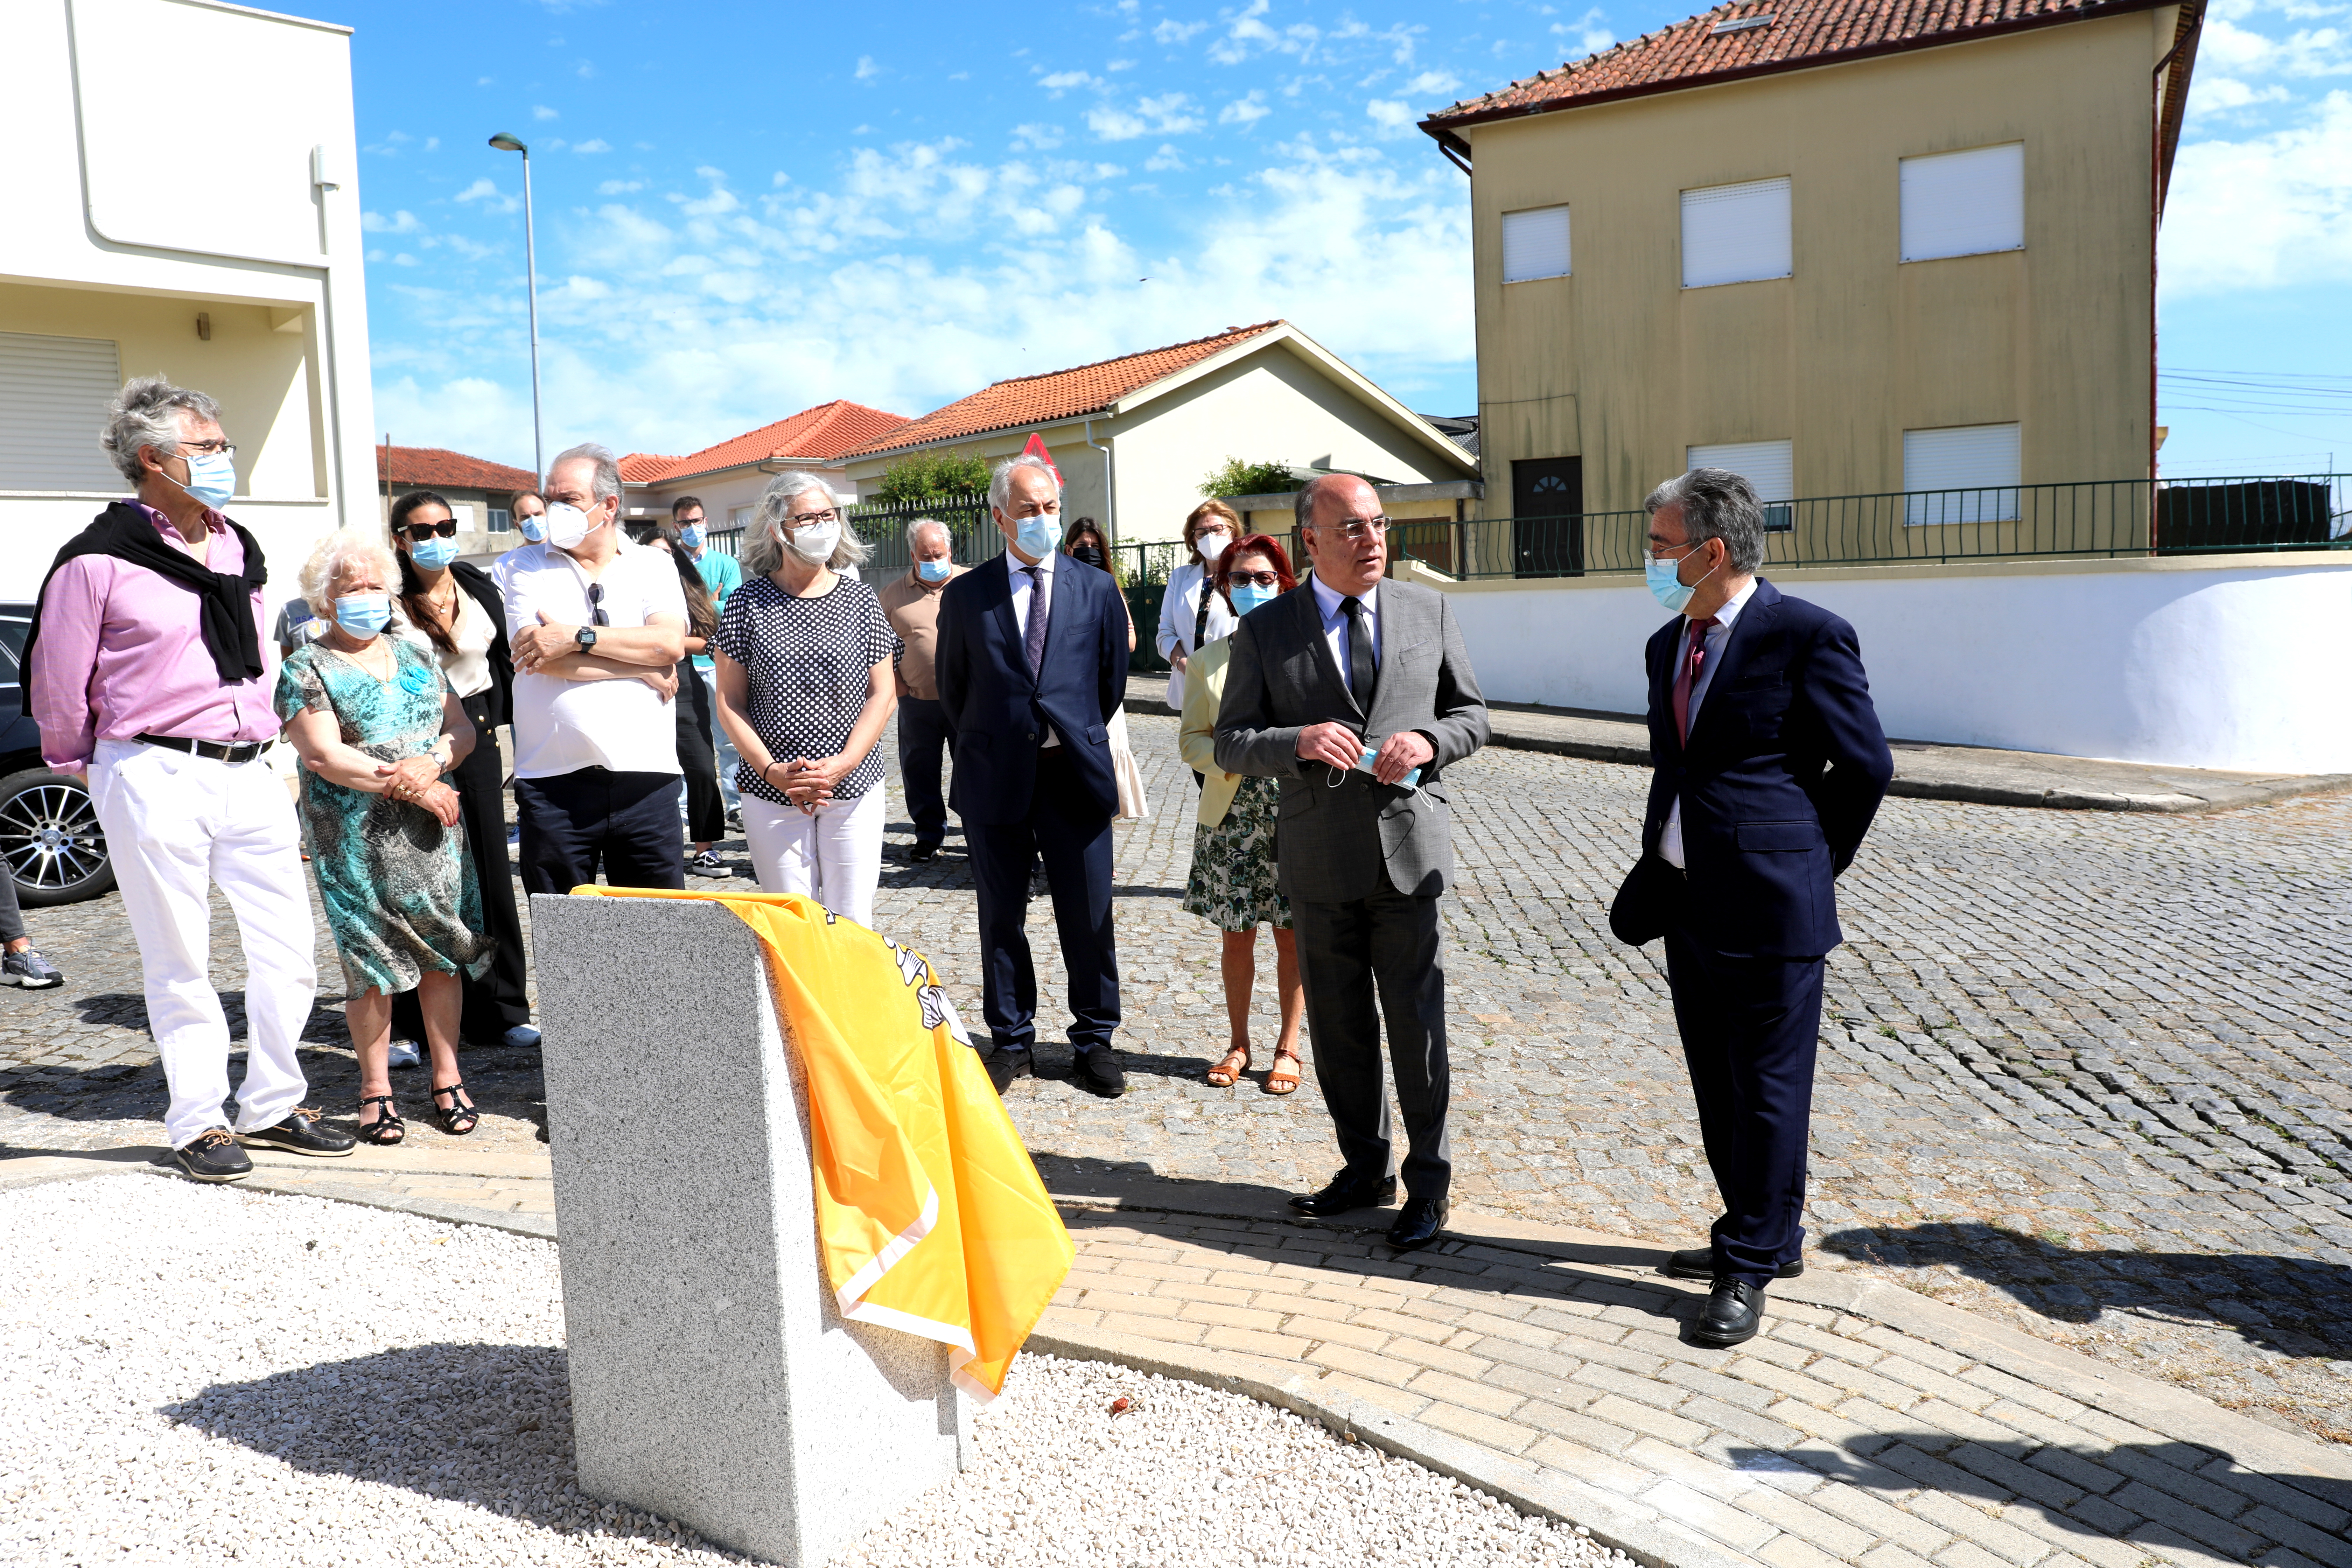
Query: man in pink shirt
xmin=26 ymin=376 xmax=354 ymax=1182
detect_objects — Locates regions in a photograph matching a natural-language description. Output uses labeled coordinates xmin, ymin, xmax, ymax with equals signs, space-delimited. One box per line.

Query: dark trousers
xmin=674 ymin=660 xmax=725 ymax=844
xmin=967 ymin=750 xmax=1119 ymax=1055
xmin=514 ymin=768 xmax=687 ymax=897
xmin=1662 ymin=924 xmax=1825 ymax=1289
xmin=392 ymin=702 xmax=530 ymax=1045
xmin=896 ymin=696 xmax=954 ymax=850
xmin=0 ymin=854 xmax=23 ymax=945
xmin=1290 ymin=888 xmax=1451 ymax=1203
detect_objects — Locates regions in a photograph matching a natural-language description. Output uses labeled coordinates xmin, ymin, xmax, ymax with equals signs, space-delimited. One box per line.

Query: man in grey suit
xmin=1214 ymin=473 xmax=1490 ymax=1251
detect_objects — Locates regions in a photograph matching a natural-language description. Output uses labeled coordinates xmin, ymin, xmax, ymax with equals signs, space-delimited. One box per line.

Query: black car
xmin=0 ymin=602 xmax=114 ymax=907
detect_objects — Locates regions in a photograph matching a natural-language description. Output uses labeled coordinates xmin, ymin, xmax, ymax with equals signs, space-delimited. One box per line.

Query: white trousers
xmin=742 ymin=786 xmax=884 ymax=929
xmin=89 ymin=738 xmax=319 ymax=1148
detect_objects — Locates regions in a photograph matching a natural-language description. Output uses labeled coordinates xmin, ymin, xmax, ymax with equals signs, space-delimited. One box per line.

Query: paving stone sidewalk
xmin=77 ymin=1147 xmax=2351 ymax=1568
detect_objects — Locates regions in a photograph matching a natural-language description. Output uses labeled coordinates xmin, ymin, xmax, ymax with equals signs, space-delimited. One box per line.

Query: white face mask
xmin=544 ymin=500 xmax=602 ymax=551
xmin=787 ymin=519 xmax=841 ymax=563
xmin=1195 ymin=530 xmax=1230 ymax=564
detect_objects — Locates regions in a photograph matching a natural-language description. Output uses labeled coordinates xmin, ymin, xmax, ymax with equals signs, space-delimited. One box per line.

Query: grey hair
xmin=1644 ymin=468 xmax=1764 ymax=574
xmin=1293 ymin=471 xmax=1366 ymax=533
xmin=988 ymin=453 xmax=1060 ymax=515
xmin=905 ymin=517 xmax=952 ymax=552
xmin=101 ymin=375 xmax=223 ymax=486
xmin=548 ymin=441 xmax=623 ymax=505
xmin=739 ymin=470 xmax=869 ymax=575
xmin=299 ymin=528 xmax=401 ymax=618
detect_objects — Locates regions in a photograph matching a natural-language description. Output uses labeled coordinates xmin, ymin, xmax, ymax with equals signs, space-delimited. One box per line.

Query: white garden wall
xmin=1439 ymin=552 xmax=2352 ymax=775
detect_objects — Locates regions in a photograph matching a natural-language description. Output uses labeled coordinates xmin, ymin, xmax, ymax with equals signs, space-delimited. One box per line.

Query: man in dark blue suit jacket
xmin=935 ymin=454 xmax=1132 ymax=1098
xmin=1611 ymin=468 xmax=1892 ymax=1348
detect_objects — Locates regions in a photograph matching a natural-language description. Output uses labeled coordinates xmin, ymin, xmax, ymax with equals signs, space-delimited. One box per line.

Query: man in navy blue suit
xmin=1611 ymin=468 xmax=1892 ymax=1348
xmin=935 ymin=454 xmax=1132 ymax=1098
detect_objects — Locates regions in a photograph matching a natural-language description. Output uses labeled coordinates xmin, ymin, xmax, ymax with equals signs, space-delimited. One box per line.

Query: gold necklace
xmin=331 ymin=635 xmax=397 ymax=684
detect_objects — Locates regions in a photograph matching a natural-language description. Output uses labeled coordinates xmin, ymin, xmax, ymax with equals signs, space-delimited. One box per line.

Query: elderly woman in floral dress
xmin=276 ymin=528 xmax=492 ymax=1144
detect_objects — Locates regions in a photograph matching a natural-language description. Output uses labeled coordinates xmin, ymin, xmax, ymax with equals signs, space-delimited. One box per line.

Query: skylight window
xmin=1710 ymin=14 xmax=1775 ymax=34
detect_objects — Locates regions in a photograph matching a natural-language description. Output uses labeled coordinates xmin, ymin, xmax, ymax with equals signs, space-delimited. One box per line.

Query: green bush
xmin=1201 ymin=458 xmax=1297 ymax=499
xmin=876 ymin=449 xmax=992 ymax=505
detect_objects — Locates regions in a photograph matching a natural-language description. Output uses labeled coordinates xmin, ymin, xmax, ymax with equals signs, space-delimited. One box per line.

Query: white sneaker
xmin=387 ymin=1041 xmax=422 ymax=1070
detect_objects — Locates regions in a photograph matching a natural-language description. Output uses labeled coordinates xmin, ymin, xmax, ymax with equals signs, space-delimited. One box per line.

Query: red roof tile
xmin=617 ymin=453 xmax=684 ymax=483
xmin=1425 ymin=0 xmax=2181 ymax=131
xmin=625 ymin=401 xmax=915 ymax=486
xmin=376 ymin=444 xmax=537 ymax=493
xmin=843 ymin=323 xmax=1286 ymax=460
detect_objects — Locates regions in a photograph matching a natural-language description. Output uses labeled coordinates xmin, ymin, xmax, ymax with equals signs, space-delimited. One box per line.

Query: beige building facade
xmin=1425 ymin=0 xmax=2202 ymax=566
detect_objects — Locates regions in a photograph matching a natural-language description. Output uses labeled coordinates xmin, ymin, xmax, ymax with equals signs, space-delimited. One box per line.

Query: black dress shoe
xmin=1386 ymin=1196 xmax=1449 ymax=1252
xmin=1691 ymin=1278 xmax=1766 ymax=1347
xmin=1289 ymin=1170 xmax=1398 ymax=1217
xmin=984 ymin=1050 xmax=1033 ymax=1094
xmin=239 ymin=1106 xmax=356 ymax=1157
xmin=908 ymin=845 xmax=940 ymax=863
xmin=1664 ymin=1247 xmax=1802 ymax=1282
xmin=1074 ymin=1048 xmax=1126 ymax=1098
xmin=172 ymin=1129 xmax=253 ymax=1183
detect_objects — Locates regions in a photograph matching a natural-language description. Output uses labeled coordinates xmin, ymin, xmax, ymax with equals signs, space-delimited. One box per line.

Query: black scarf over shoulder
xmin=19 ymin=502 xmax=270 ymax=716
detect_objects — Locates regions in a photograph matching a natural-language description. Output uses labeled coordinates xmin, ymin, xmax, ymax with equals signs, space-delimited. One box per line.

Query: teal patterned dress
xmin=274 ymin=639 xmax=493 ymax=997
xmin=1181 ymin=774 xmax=1291 ymax=932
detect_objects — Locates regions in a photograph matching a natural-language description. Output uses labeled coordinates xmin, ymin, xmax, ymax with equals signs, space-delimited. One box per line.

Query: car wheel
xmin=0 ymin=769 xmax=114 ymax=908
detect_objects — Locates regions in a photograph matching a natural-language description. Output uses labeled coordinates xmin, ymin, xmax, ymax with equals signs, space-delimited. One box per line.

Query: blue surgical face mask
xmin=1645 ymin=548 xmax=1720 ymax=614
xmin=408 ymin=535 xmax=460 ymax=571
xmin=517 ymin=512 xmax=547 ymax=543
xmin=916 ymin=558 xmax=952 ymax=582
xmin=1014 ymin=512 xmax=1058 ymax=559
xmin=677 ymin=524 xmax=704 ymax=550
xmin=1226 ymin=582 xmax=1277 ymax=616
xmin=168 ymin=450 xmax=237 ymax=510
xmin=335 ymin=593 xmax=392 ymax=638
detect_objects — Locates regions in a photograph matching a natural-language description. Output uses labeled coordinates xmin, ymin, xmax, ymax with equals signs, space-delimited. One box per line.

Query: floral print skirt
xmin=1182 ymin=774 xmax=1291 ymax=933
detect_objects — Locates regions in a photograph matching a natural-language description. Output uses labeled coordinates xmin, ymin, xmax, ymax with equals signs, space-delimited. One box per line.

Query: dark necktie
xmin=1672 ymin=616 xmax=1719 ymax=744
xmin=1342 ymin=595 xmax=1376 ymax=712
xmin=1021 ymin=566 xmax=1048 ymax=677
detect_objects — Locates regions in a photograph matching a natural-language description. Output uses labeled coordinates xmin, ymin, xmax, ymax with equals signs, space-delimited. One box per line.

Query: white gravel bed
xmin=0 ymin=1175 xmax=1636 ymax=1568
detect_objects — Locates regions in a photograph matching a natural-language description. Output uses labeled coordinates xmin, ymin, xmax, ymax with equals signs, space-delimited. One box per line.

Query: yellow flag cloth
xmin=571 ymin=885 xmax=1073 ymax=1399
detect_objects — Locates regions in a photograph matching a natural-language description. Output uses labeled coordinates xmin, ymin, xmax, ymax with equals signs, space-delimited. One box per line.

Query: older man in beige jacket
xmin=877 ymin=518 xmax=964 ymax=862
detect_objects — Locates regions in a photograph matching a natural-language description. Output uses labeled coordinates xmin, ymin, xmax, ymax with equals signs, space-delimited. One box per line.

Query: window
xmin=730 ymin=505 xmax=754 ymax=527
xmin=1904 ymin=423 xmax=2020 ymax=525
xmin=0 ymin=331 xmax=125 ymax=491
xmin=1681 ymin=177 xmax=1791 ymax=289
xmin=1900 ymin=143 xmax=2024 ymax=263
xmin=1502 ymin=204 xmax=1572 ymax=284
xmin=489 ymin=507 xmax=512 ymax=533
xmin=1687 ymin=440 xmax=1794 ymax=532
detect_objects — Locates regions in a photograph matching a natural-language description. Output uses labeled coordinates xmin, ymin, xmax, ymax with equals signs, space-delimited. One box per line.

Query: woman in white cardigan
xmin=1155 ymin=498 xmax=1241 ymax=727
xmin=1177 ymin=533 xmax=1306 ymax=1094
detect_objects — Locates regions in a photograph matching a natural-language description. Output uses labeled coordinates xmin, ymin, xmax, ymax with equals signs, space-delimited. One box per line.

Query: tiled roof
xmin=623 ymin=401 xmax=914 ymax=486
xmin=1424 ymin=0 xmax=2178 ymax=130
xmin=617 ymin=453 xmax=683 ymax=483
xmin=376 ymin=444 xmax=537 ymax=493
xmin=844 ymin=322 xmax=1286 ymax=460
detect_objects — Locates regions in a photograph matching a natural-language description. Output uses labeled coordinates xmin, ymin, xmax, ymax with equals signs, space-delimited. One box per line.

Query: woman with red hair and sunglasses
xmin=1177 ymin=533 xmax=1308 ymax=1094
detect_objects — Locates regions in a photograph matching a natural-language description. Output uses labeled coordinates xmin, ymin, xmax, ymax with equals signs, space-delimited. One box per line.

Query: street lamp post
xmin=488 ymin=132 xmax=544 ymax=483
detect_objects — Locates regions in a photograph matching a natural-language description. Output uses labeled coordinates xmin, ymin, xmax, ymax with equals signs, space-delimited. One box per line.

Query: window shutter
xmin=1900 ymin=143 xmax=2025 ymax=263
xmin=1502 ymin=204 xmax=1572 ymax=283
xmin=1687 ymin=439 xmax=1795 ymax=531
xmin=1681 ymin=177 xmax=1792 ymax=289
xmin=1904 ymin=423 xmax=2021 ymax=525
xmin=0 ymin=331 xmax=124 ymax=491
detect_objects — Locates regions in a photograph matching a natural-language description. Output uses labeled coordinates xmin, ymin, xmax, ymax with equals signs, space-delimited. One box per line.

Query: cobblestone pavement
xmin=4 ymin=714 xmax=2350 ymax=1444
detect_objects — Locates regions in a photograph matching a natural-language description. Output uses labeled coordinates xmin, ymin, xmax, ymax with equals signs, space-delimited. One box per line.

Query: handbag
xmin=1106 ymin=702 xmax=1150 ymax=822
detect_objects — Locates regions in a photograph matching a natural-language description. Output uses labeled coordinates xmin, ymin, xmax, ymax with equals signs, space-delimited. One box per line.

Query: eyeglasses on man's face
xmin=401 ymin=519 xmax=459 ymax=542
xmin=176 ymin=440 xmax=237 ymax=458
xmin=1226 ymin=570 xmax=1281 ymax=588
xmin=1310 ymin=516 xmax=1389 ymax=541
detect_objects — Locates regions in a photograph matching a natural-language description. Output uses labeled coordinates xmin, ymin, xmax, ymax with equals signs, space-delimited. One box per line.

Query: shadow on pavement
xmin=1820 ymin=1222 xmax=2352 ymax=1363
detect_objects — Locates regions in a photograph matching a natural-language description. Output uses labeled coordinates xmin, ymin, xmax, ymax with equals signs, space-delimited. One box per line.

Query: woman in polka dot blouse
xmin=711 ymin=472 xmax=902 ymax=927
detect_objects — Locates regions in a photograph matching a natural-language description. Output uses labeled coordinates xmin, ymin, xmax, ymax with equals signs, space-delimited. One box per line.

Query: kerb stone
xmin=532 ymin=894 xmax=964 ymax=1564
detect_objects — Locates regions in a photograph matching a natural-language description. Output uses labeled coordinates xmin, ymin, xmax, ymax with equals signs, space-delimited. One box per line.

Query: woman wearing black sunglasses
xmin=384 ymin=490 xmax=540 ymax=1054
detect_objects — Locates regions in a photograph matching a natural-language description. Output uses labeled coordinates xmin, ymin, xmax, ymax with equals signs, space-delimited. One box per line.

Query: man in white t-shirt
xmin=492 ymin=442 xmax=691 ymax=895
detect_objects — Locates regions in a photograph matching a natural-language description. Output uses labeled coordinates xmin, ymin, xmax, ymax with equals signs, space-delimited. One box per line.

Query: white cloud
xmin=1154 ymin=19 xmax=1208 ymax=45
xmin=1145 ymin=144 xmax=1187 ymax=172
xmin=533 ymin=104 xmax=559 ymax=120
xmin=363 ymin=209 xmax=423 ymax=233
xmin=598 ymin=178 xmax=645 ymax=195
xmin=2162 ymin=90 xmax=2352 ymax=293
xmin=1040 ymin=69 xmax=1100 ymax=93
xmin=1550 ymin=7 xmax=1617 ymax=58
xmin=1088 ymin=92 xmax=1204 ymax=141
xmin=1405 ymin=70 xmax=1461 ymax=97
xmin=2194 ymin=78 xmax=2295 ymax=114
xmin=1220 ymin=91 xmax=1272 ymax=126
xmin=574 ymin=138 xmax=612 ymax=153
xmin=1365 ymin=99 xmax=1415 ymax=134
xmin=453 ymin=178 xmax=522 ymax=215
xmin=1011 ymin=123 xmax=1066 ymax=151
xmin=856 ymin=55 xmax=880 ymax=81
xmin=1107 ymin=58 xmax=1137 ymax=72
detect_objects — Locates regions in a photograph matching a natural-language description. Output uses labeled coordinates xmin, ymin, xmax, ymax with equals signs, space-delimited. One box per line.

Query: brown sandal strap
xmin=1264 ymin=1052 xmax=1304 ymax=1094
xmin=1206 ymin=1048 xmax=1251 ymax=1087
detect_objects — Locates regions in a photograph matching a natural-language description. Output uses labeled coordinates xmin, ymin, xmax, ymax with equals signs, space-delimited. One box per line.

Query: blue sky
xmin=332 ymin=0 xmax=2352 ymax=481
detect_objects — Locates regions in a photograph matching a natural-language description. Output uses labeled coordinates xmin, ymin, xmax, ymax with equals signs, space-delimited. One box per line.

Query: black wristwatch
xmin=574 ymin=625 xmax=598 ymax=652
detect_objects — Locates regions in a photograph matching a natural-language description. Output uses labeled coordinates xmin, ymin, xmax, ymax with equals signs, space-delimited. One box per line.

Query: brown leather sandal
xmin=1264 ymin=1050 xmax=1303 ymax=1096
xmin=1206 ymin=1047 xmax=1251 ymax=1088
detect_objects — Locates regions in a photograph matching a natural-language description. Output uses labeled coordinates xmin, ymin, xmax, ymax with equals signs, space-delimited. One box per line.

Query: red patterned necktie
xmin=1672 ymin=616 xmax=1719 ymax=745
